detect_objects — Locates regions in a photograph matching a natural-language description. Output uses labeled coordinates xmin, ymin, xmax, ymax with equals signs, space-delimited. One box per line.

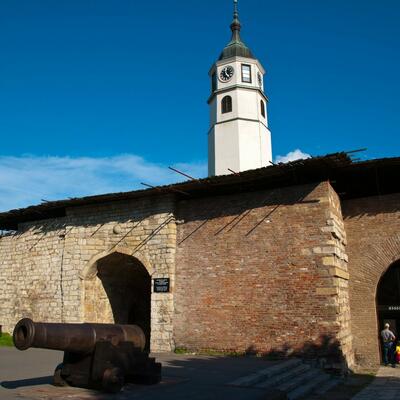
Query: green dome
xmin=218 ymin=3 xmax=255 ymax=61
xmin=218 ymin=37 xmax=255 ymax=61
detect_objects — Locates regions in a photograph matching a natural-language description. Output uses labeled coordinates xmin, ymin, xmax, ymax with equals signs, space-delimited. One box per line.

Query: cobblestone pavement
xmin=0 ymin=348 xmax=282 ymax=400
xmin=351 ymin=366 xmax=400 ymax=400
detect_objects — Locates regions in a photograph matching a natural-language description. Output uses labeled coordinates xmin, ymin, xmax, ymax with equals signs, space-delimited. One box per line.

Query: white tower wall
xmin=208 ymin=119 xmax=271 ymax=176
xmin=208 ymin=57 xmax=272 ymax=176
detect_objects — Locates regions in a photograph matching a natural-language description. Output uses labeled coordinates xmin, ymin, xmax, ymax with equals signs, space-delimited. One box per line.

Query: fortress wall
xmin=0 ymin=195 xmax=176 ymax=352
xmin=343 ymin=193 xmax=400 ymax=366
xmin=175 ymin=181 xmax=354 ymax=367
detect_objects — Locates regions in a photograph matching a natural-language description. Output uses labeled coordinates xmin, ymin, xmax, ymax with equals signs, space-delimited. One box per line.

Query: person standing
xmin=381 ymin=323 xmax=396 ymax=367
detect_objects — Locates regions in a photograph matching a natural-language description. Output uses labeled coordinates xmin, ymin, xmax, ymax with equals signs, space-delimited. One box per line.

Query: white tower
xmin=208 ymin=0 xmax=272 ymax=176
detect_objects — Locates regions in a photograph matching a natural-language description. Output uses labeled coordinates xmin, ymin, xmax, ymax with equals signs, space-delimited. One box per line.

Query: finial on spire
xmin=231 ymin=0 xmax=241 ymax=38
xmin=234 ymin=0 xmax=238 ymax=17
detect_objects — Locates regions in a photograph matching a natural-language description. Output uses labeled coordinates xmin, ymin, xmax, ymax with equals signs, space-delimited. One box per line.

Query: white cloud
xmin=0 ymin=154 xmax=207 ymax=212
xmin=275 ymin=149 xmax=311 ymax=164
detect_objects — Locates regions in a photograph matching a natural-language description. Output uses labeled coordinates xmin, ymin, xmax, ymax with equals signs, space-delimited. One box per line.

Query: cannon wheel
xmin=53 ymin=363 xmax=68 ymax=387
xmin=102 ymin=367 xmax=124 ymax=393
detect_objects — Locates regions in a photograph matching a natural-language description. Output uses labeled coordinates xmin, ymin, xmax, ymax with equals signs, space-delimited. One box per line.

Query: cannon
xmin=13 ymin=318 xmax=161 ymax=393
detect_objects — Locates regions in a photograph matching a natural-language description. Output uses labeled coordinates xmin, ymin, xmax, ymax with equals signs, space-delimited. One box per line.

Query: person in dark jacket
xmin=381 ymin=323 xmax=396 ymax=367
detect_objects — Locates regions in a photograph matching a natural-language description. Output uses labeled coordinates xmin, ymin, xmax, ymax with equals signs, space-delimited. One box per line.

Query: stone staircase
xmin=229 ymin=358 xmax=340 ymax=400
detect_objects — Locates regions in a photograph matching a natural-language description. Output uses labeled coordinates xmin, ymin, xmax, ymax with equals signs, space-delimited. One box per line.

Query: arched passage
xmin=377 ymin=260 xmax=400 ymax=338
xmin=83 ymin=252 xmax=151 ymax=350
xmin=345 ymin=228 xmax=400 ymax=366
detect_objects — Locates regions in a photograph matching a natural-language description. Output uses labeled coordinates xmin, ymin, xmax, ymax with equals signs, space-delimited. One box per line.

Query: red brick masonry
xmin=175 ymin=182 xmax=354 ymax=367
xmin=344 ymin=193 xmax=400 ymax=366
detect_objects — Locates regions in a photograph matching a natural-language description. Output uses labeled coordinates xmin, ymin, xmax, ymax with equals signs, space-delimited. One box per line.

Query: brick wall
xmin=0 ymin=180 xmax=357 ymax=365
xmin=175 ymin=181 xmax=354 ymax=366
xmin=0 ymin=195 xmax=176 ymax=352
xmin=343 ymin=193 xmax=400 ymax=366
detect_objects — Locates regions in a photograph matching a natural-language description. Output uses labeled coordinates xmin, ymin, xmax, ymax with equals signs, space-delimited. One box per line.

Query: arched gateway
xmin=81 ymin=249 xmax=154 ymax=351
xmin=376 ymin=260 xmax=400 ymax=343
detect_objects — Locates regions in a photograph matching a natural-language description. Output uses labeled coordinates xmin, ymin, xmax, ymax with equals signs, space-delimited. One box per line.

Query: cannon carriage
xmin=13 ymin=318 xmax=161 ymax=393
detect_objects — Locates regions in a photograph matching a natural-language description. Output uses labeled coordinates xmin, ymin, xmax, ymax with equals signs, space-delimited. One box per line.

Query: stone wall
xmin=0 ymin=218 xmax=67 ymax=328
xmin=0 ymin=181 xmax=356 ymax=364
xmin=0 ymin=195 xmax=176 ymax=352
xmin=175 ymin=181 xmax=354 ymax=366
xmin=343 ymin=193 xmax=400 ymax=366
xmin=319 ymin=183 xmax=353 ymax=367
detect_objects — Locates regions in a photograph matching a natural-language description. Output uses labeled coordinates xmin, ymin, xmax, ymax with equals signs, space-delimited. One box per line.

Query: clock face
xmin=257 ymin=72 xmax=263 ymax=87
xmin=219 ymin=66 xmax=234 ymax=82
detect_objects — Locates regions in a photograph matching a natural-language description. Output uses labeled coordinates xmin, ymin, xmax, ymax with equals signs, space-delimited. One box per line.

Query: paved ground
xmin=351 ymin=366 xmax=400 ymax=400
xmin=3 ymin=347 xmax=400 ymax=399
xmin=0 ymin=347 xmax=283 ymax=400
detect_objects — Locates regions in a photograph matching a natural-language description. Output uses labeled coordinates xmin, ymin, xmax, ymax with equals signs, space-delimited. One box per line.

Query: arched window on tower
xmin=260 ymin=100 xmax=266 ymax=118
xmin=221 ymin=96 xmax=232 ymax=114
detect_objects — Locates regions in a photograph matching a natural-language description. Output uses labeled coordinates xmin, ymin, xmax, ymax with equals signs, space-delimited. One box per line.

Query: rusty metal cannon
xmin=13 ymin=318 xmax=161 ymax=393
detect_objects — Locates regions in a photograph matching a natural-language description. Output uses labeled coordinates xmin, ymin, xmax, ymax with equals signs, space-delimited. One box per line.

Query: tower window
xmin=221 ymin=96 xmax=232 ymax=114
xmin=241 ymin=64 xmax=252 ymax=83
xmin=260 ymin=100 xmax=266 ymax=118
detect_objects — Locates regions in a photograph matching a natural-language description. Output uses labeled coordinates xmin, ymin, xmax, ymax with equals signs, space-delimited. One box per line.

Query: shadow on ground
xmin=1 ymin=376 xmax=53 ymax=389
xmin=0 ymin=342 xmax=388 ymax=400
xmin=0 ymin=354 xmax=284 ymax=400
xmin=306 ymin=369 xmax=380 ymax=400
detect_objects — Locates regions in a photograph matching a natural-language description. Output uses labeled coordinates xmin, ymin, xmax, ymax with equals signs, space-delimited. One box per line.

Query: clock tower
xmin=208 ymin=0 xmax=272 ymax=176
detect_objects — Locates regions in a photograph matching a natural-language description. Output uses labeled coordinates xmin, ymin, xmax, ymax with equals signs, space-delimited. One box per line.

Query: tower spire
xmin=230 ymin=0 xmax=241 ymax=42
xmin=218 ymin=0 xmax=254 ymax=60
xmin=233 ymin=0 xmax=239 ymax=19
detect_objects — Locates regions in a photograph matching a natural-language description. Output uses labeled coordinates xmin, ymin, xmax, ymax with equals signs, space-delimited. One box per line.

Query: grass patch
xmin=174 ymin=347 xmax=245 ymax=357
xmin=174 ymin=347 xmax=190 ymax=354
xmin=0 ymin=333 xmax=14 ymax=347
xmin=198 ymin=349 xmax=245 ymax=357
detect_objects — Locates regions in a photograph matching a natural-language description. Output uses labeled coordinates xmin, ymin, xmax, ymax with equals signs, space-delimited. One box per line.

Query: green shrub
xmin=0 ymin=332 xmax=14 ymax=347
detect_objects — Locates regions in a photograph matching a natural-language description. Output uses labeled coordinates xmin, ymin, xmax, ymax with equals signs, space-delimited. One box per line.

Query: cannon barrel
xmin=13 ymin=318 xmax=146 ymax=353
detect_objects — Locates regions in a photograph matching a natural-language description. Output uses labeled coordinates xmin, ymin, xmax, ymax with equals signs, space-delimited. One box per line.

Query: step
xmin=229 ymin=358 xmax=303 ymax=387
xmin=278 ymin=369 xmax=321 ymax=393
xmin=255 ymin=364 xmax=312 ymax=389
xmin=313 ymin=377 xmax=340 ymax=395
xmin=287 ymin=372 xmax=331 ymax=400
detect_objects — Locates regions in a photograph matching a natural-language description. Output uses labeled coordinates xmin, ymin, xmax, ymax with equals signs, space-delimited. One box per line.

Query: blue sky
xmin=0 ymin=0 xmax=399 ymax=211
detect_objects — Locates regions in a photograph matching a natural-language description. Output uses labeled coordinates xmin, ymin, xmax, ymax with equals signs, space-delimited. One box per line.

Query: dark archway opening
xmin=377 ymin=260 xmax=400 ymax=346
xmin=97 ymin=252 xmax=151 ymax=350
